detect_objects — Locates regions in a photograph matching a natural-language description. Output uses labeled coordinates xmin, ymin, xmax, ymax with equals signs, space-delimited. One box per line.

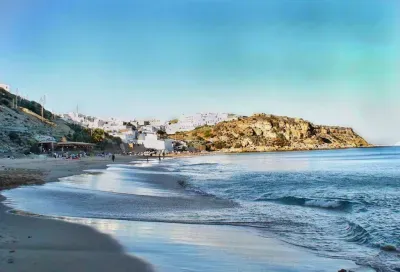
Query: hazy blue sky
xmin=1 ymin=0 xmax=399 ymax=144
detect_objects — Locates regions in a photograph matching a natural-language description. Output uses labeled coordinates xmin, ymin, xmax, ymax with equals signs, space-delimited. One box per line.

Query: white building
xmin=165 ymin=113 xmax=238 ymax=134
xmin=61 ymin=112 xmax=85 ymax=124
xmin=110 ymin=130 xmax=138 ymax=144
xmin=137 ymin=132 xmax=173 ymax=152
xmin=140 ymin=125 xmax=160 ymax=134
xmin=134 ymin=118 xmax=163 ymax=127
xmin=102 ymin=118 xmax=126 ymax=133
xmin=0 ymin=83 xmax=10 ymax=92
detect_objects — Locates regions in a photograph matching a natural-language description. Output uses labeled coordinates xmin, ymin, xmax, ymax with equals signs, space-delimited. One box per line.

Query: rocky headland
xmin=171 ymin=113 xmax=371 ymax=152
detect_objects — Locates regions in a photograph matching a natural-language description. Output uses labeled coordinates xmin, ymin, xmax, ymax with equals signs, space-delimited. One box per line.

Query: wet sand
xmin=0 ymin=156 xmax=154 ymax=272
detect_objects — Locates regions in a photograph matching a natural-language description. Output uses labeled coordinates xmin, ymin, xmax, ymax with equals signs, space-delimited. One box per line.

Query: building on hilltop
xmin=165 ymin=112 xmax=238 ymax=134
xmin=134 ymin=118 xmax=163 ymax=127
xmin=0 ymin=83 xmax=10 ymax=92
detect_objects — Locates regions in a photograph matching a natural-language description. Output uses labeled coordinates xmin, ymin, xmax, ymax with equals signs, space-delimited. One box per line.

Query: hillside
xmin=0 ymin=87 xmax=123 ymax=155
xmin=170 ymin=113 xmax=371 ymax=152
xmin=0 ymin=105 xmax=74 ymax=154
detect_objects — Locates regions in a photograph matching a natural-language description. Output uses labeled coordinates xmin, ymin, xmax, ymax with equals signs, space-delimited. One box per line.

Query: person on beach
xmin=112 ymin=154 xmax=115 ymax=162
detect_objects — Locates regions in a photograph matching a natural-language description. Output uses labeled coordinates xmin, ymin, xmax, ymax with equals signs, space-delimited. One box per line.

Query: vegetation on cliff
xmin=170 ymin=113 xmax=370 ymax=152
xmin=65 ymin=124 xmax=123 ymax=151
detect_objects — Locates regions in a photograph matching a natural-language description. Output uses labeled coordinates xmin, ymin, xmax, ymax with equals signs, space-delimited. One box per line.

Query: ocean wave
xmin=343 ymin=221 xmax=371 ymax=245
xmin=181 ymin=163 xmax=219 ymax=167
xmin=256 ymin=196 xmax=353 ymax=211
xmin=177 ymin=179 xmax=220 ymax=198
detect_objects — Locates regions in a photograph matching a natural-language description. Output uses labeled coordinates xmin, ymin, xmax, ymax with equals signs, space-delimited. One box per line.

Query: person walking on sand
xmin=112 ymin=154 xmax=115 ymax=162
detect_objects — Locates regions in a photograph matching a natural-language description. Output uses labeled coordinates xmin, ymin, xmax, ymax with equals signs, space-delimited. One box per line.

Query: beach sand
xmin=0 ymin=155 xmax=137 ymax=185
xmin=0 ymin=156 xmax=154 ymax=272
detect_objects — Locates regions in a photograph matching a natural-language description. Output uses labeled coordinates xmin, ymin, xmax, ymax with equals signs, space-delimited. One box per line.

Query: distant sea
xmin=3 ymin=147 xmax=400 ymax=272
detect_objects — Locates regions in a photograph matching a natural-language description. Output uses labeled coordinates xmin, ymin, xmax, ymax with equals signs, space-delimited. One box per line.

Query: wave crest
xmin=344 ymin=222 xmax=371 ymax=245
xmin=256 ymin=196 xmax=353 ymax=211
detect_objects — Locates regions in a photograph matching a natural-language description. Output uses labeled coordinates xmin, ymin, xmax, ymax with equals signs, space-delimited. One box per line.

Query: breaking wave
xmin=256 ymin=196 xmax=353 ymax=211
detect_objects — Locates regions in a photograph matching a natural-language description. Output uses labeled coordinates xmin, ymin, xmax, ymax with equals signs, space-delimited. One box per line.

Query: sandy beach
xmin=0 ymin=155 xmax=136 ymax=185
xmin=0 ymin=155 xmax=154 ymax=272
xmin=0 ymin=154 xmax=377 ymax=271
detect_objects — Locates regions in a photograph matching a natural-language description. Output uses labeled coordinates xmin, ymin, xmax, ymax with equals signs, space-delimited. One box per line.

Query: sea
xmin=3 ymin=147 xmax=400 ymax=272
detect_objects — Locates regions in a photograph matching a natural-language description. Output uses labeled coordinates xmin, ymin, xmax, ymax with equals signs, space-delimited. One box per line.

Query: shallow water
xmin=3 ymin=147 xmax=400 ymax=271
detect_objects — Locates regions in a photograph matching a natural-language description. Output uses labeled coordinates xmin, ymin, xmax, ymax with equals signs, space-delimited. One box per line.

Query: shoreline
xmin=165 ymin=145 xmax=378 ymax=159
xmin=0 ymin=155 xmax=154 ymax=271
xmin=0 ymin=154 xmax=376 ymax=271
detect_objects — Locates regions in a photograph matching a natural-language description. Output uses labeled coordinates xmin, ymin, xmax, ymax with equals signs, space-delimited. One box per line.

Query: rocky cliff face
xmin=0 ymin=105 xmax=74 ymax=154
xmin=172 ymin=113 xmax=371 ymax=152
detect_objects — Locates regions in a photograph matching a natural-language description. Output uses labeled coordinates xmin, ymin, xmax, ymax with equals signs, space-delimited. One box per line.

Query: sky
xmin=0 ymin=0 xmax=399 ymax=144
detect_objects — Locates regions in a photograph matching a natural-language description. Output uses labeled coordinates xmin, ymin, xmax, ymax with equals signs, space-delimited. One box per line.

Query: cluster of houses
xmin=1 ymin=82 xmax=236 ymax=154
xmin=59 ymin=112 xmax=238 ymax=152
xmin=165 ymin=113 xmax=238 ymax=134
xmin=60 ymin=112 xmax=172 ymax=151
xmin=1 ymin=82 xmax=239 ymax=153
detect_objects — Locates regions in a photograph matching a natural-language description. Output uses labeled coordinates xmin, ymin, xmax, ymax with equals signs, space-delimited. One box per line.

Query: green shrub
xmin=29 ymin=143 xmax=41 ymax=154
xmin=0 ymin=98 xmax=11 ymax=107
xmin=203 ymin=129 xmax=212 ymax=138
xmin=8 ymin=132 xmax=19 ymax=141
xmin=8 ymin=132 xmax=22 ymax=145
xmin=113 ymin=137 xmax=122 ymax=145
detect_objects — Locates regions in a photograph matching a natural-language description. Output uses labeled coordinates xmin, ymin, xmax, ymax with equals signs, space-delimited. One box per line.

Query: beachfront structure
xmin=35 ymin=135 xmax=57 ymax=152
xmin=0 ymin=83 xmax=10 ymax=92
xmin=56 ymin=142 xmax=96 ymax=152
xmin=165 ymin=113 xmax=238 ymax=134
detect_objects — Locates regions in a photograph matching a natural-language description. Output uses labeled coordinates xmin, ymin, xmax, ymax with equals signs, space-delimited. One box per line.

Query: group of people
xmin=53 ymin=152 xmax=88 ymax=160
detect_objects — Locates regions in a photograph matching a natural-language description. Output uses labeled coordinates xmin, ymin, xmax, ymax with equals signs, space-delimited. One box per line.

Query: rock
xmin=338 ymin=269 xmax=347 ymax=272
xmin=381 ymin=245 xmax=397 ymax=252
xmin=170 ymin=113 xmax=371 ymax=152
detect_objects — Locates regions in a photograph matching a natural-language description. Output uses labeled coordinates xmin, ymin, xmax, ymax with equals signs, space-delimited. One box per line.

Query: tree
xmin=157 ymin=130 xmax=167 ymax=139
xmin=91 ymin=128 xmax=105 ymax=143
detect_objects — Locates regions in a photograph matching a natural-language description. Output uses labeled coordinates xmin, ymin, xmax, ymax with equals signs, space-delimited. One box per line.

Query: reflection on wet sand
xmin=64 ymin=217 xmax=363 ymax=272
